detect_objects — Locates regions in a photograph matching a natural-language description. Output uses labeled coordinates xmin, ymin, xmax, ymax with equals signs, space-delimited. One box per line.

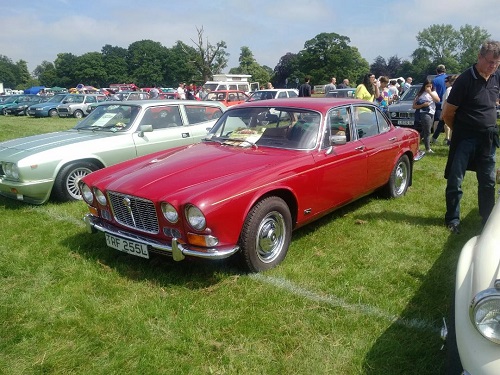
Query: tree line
xmin=0 ymin=24 xmax=491 ymax=91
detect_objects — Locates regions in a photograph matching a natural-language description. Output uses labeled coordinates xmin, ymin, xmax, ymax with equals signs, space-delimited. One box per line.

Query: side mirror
xmin=330 ymin=135 xmax=347 ymax=145
xmin=138 ymin=124 xmax=153 ymax=137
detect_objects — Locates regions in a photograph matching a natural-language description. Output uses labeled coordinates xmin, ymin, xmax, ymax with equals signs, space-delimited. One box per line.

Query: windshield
xmin=46 ymin=94 xmax=68 ymax=103
xmin=400 ymin=85 xmax=421 ymax=101
xmin=63 ymin=95 xmax=85 ymax=103
xmin=74 ymin=104 xmax=140 ymax=132
xmin=247 ymin=91 xmax=277 ymax=101
xmin=206 ymin=106 xmax=321 ymax=150
xmin=4 ymin=96 xmax=20 ymax=103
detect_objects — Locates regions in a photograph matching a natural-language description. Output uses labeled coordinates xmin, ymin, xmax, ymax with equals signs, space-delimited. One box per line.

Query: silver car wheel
xmin=255 ymin=211 xmax=286 ymax=264
xmin=65 ymin=166 xmax=93 ymax=200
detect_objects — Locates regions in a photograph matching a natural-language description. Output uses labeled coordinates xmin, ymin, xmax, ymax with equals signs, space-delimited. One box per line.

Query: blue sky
xmin=1 ymin=0 xmax=499 ymax=74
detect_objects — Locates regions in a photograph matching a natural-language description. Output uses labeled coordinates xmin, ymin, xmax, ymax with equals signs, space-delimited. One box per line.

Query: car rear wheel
xmin=383 ymin=154 xmax=410 ymax=198
xmin=240 ymin=196 xmax=292 ymax=272
xmin=52 ymin=161 xmax=100 ymax=201
xmin=73 ymin=110 xmax=84 ymax=119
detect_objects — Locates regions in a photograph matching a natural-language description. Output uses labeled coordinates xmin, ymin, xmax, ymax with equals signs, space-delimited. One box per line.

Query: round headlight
xmin=81 ymin=183 xmax=94 ymax=204
xmin=9 ymin=164 xmax=20 ymax=179
xmin=472 ymin=293 xmax=500 ymax=344
xmin=161 ymin=202 xmax=179 ymax=223
xmin=94 ymin=188 xmax=107 ymax=205
xmin=186 ymin=205 xmax=206 ymax=230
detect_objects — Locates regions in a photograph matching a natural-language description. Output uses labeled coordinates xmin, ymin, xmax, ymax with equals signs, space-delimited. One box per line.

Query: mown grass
xmin=0 ymin=114 xmax=495 ymax=374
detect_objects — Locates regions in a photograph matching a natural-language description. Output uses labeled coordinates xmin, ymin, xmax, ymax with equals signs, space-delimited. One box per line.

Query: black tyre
xmin=73 ymin=110 xmax=84 ymax=119
xmin=383 ymin=154 xmax=410 ymax=198
xmin=52 ymin=161 xmax=100 ymax=201
xmin=2 ymin=108 xmax=7 ymax=115
xmin=48 ymin=108 xmax=58 ymax=117
xmin=240 ymin=197 xmax=292 ymax=272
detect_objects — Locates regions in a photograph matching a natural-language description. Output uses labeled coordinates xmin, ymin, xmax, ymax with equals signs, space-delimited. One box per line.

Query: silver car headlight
xmin=161 ymin=202 xmax=179 ymax=223
xmin=186 ymin=204 xmax=206 ymax=230
xmin=470 ymin=288 xmax=500 ymax=344
xmin=80 ymin=183 xmax=94 ymax=204
xmin=2 ymin=162 xmax=20 ymax=180
xmin=94 ymin=188 xmax=107 ymax=206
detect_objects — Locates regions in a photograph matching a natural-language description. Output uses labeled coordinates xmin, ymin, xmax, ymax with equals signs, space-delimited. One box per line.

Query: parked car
xmin=204 ymin=90 xmax=250 ymax=107
xmin=4 ymin=95 xmax=47 ymax=116
xmin=246 ymin=89 xmax=299 ymax=101
xmin=57 ymin=94 xmax=107 ymax=118
xmin=88 ymin=91 xmax=151 ymax=113
xmin=444 ymin=172 xmax=500 ymax=374
xmin=79 ymin=98 xmax=423 ymax=272
xmin=0 ymin=100 xmax=226 ymax=204
xmin=0 ymin=94 xmax=40 ymax=115
xmin=387 ymin=84 xmax=422 ymax=127
xmin=27 ymin=93 xmax=71 ymax=117
xmin=324 ymin=88 xmax=356 ymax=98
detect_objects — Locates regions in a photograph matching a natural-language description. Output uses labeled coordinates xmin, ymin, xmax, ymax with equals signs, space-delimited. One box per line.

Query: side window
xmin=141 ymin=106 xmax=182 ymax=129
xmin=278 ymin=91 xmax=287 ymax=98
xmin=377 ymin=110 xmax=391 ymax=133
xmin=185 ymin=105 xmax=221 ymax=124
xmin=288 ymin=90 xmax=298 ymax=98
xmin=324 ymin=107 xmax=350 ymax=147
xmin=238 ymin=84 xmax=249 ymax=92
xmin=354 ymin=106 xmax=379 ymax=139
xmin=86 ymin=96 xmax=97 ymax=104
xmin=229 ymin=84 xmax=238 ymax=90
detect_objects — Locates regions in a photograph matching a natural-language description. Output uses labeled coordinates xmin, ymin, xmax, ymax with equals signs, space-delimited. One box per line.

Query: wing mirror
xmin=138 ymin=124 xmax=153 ymax=137
xmin=330 ymin=135 xmax=347 ymax=145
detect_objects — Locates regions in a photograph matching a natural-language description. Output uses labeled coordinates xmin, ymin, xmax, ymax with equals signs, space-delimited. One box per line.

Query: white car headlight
xmin=471 ymin=289 xmax=500 ymax=344
xmin=161 ymin=202 xmax=179 ymax=223
xmin=80 ymin=183 xmax=94 ymax=204
xmin=186 ymin=204 xmax=206 ymax=230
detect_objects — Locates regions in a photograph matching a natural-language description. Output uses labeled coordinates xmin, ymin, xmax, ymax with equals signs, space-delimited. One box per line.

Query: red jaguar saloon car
xmin=80 ymin=98 xmax=423 ymax=272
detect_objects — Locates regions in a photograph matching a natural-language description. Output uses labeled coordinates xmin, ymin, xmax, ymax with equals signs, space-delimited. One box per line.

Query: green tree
xmin=229 ymin=46 xmax=271 ymax=86
xmin=273 ymin=53 xmax=300 ymax=88
xmin=165 ymin=41 xmax=199 ymax=86
xmin=101 ymin=44 xmax=129 ymax=84
xmin=0 ymin=55 xmax=18 ymax=89
xmin=458 ymin=24 xmax=491 ymax=68
xmin=54 ymin=53 xmax=78 ymax=88
xmin=127 ymin=40 xmax=169 ymax=87
xmin=74 ymin=52 xmax=107 ymax=87
xmin=33 ymin=61 xmax=58 ymax=87
xmin=296 ymin=32 xmax=369 ymax=86
xmin=16 ymin=60 xmax=31 ymax=87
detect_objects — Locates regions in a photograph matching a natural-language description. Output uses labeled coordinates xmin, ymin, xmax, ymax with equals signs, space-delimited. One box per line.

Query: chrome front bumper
xmin=83 ymin=214 xmax=240 ymax=261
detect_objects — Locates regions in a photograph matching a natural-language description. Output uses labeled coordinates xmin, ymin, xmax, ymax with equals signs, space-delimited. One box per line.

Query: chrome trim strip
xmin=83 ymin=214 xmax=240 ymax=260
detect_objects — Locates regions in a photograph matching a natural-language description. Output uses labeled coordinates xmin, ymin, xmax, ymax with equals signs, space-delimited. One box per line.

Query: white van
xmin=204 ymin=74 xmax=259 ymax=93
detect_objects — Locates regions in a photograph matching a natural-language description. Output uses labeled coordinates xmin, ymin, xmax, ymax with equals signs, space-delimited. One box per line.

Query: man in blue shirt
xmin=430 ymin=65 xmax=447 ymax=143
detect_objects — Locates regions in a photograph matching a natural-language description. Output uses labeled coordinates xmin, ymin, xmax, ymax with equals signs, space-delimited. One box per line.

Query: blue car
xmin=27 ymin=94 xmax=71 ymax=117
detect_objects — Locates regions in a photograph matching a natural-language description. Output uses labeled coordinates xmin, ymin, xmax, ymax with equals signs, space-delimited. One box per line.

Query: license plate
xmin=105 ymin=233 xmax=149 ymax=259
xmin=398 ymin=120 xmax=414 ymax=126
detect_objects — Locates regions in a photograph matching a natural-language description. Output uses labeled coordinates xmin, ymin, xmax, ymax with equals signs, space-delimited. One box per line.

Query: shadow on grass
xmin=61 ymin=194 xmax=378 ymax=289
xmin=360 ymin=208 xmax=482 ymax=375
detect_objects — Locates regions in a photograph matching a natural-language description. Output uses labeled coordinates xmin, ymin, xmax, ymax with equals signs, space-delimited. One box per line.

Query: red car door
xmin=310 ymin=106 xmax=368 ymax=215
xmin=353 ymin=105 xmax=401 ymax=191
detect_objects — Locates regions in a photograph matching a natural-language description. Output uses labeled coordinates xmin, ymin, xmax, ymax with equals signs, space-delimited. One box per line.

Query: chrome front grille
xmin=108 ymin=191 xmax=159 ymax=234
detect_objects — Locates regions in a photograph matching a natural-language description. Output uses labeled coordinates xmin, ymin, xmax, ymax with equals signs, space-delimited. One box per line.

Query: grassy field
xmin=0 ymin=114 xmax=493 ymax=374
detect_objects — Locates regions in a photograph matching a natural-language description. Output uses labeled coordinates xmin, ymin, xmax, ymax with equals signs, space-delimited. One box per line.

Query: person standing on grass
xmin=412 ymin=79 xmax=440 ymax=154
xmin=298 ymin=77 xmax=312 ymax=97
xmin=443 ymin=40 xmax=500 ymax=234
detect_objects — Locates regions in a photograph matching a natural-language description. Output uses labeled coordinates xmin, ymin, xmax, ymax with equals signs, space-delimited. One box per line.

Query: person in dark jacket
xmin=298 ymin=77 xmax=311 ymax=97
xmin=443 ymin=40 xmax=500 ymax=233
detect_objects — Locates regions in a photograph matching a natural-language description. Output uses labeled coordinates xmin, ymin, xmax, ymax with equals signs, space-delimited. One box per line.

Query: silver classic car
xmin=0 ymin=100 xmax=226 ymax=204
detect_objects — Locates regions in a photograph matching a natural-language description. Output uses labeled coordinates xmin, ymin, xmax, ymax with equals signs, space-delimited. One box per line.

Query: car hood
xmin=91 ymin=142 xmax=311 ymax=202
xmin=0 ymin=130 xmax=109 ymax=161
xmin=388 ymin=101 xmax=415 ymax=112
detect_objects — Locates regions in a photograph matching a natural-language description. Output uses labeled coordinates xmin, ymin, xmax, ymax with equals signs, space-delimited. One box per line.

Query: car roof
xmin=233 ymin=97 xmax=372 ymax=111
xmin=94 ymin=99 xmax=227 ymax=108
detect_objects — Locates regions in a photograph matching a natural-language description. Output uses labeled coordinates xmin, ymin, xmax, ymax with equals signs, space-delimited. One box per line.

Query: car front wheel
xmin=52 ymin=161 xmax=100 ymax=201
xmin=240 ymin=196 xmax=292 ymax=272
xmin=48 ymin=108 xmax=58 ymax=117
xmin=73 ymin=110 xmax=84 ymax=119
xmin=383 ymin=154 xmax=410 ymax=198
